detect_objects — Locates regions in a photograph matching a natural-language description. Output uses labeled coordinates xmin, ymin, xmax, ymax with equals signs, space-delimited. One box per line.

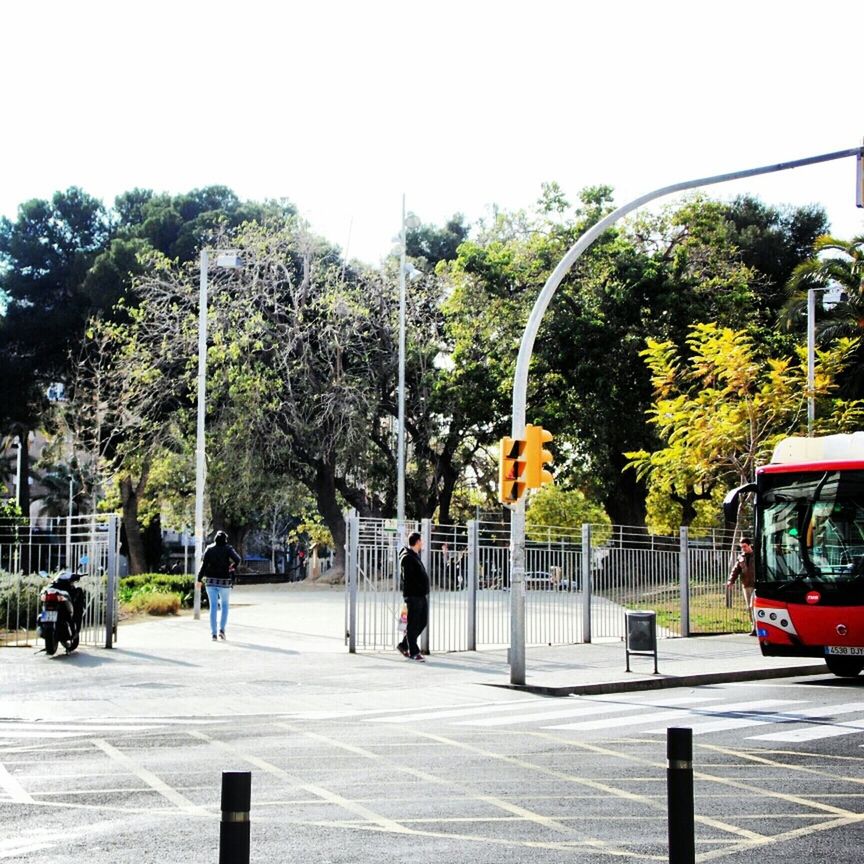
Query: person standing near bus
xmin=728 ymin=537 xmax=756 ymax=635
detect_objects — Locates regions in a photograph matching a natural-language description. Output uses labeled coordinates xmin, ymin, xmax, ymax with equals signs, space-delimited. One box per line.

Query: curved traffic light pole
xmin=508 ymin=144 xmax=864 ymax=685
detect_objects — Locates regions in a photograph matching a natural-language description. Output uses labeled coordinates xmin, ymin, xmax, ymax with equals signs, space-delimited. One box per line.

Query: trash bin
xmin=625 ymin=610 xmax=658 ymax=673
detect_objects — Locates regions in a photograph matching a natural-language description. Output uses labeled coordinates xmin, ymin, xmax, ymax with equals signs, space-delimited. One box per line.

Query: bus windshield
xmin=759 ymin=470 xmax=864 ymax=585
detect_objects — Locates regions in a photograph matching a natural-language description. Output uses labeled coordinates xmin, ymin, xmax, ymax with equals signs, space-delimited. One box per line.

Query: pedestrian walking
xmin=727 ymin=536 xmax=756 ymax=635
xmin=197 ymin=530 xmax=242 ymax=641
xmin=397 ymin=531 xmax=429 ymax=662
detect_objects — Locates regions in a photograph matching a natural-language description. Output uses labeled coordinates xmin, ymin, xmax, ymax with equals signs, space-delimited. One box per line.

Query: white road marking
xmin=749 ymin=702 xmax=864 ymax=742
xmin=460 ymin=695 xmax=722 ymax=727
xmin=0 ymin=761 xmax=34 ymax=803
xmin=641 ymin=700 xmax=807 ymax=735
xmin=369 ymin=699 xmax=553 ymax=723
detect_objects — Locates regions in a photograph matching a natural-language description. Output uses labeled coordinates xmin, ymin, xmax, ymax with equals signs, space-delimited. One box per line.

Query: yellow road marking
xmin=697 ymin=742 xmax=864 ymax=787
xmin=189 ymin=730 xmax=411 ymax=834
xmin=532 ymin=733 xmax=856 ymax=819
xmin=91 ymin=739 xmax=208 ymax=817
xmin=284 ymin=722 xmax=658 ymax=859
xmin=419 ymin=730 xmax=764 ymax=842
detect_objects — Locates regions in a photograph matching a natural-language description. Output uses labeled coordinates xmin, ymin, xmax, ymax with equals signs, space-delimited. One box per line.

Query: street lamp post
xmin=397 ymin=197 xmax=420 ymax=541
xmin=193 ymin=249 xmax=243 ymax=620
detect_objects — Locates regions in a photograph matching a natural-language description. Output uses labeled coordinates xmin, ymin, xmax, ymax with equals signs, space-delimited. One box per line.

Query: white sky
xmin=1 ymin=0 xmax=862 ymax=264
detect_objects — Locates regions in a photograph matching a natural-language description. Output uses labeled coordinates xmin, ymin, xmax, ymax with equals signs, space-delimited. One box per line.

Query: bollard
xmin=667 ymin=727 xmax=694 ymax=864
xmin=220 ymin=771 xmax=251 ymax=864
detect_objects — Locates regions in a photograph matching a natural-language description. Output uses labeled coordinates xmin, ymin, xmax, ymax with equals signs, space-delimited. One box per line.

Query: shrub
xmin=123 ymin=590 xmax=181 ymax=616
xmin=119 ymin=573 xmax=199 ymax=609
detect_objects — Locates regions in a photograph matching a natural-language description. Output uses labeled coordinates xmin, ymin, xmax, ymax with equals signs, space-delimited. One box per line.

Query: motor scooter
xmin=37 ymin=570 xmax=85 ymax=655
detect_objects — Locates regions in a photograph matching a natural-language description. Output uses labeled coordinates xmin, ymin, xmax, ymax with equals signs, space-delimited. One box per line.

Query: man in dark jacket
xmin=197 ymin=530 xmax=242 ymax=641
xmin=397 ymin=532 xmax=429 ymax=662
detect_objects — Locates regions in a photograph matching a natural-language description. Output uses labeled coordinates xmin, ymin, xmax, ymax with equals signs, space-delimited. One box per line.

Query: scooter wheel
xmin=44 ymin=630 xmax=58 ymax=656
xmin=66 ymin=634 xmax=80 ymax=653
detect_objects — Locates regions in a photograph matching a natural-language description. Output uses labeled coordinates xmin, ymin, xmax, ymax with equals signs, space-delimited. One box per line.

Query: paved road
xmin=3 ymin=652 xmax=863 ymax=861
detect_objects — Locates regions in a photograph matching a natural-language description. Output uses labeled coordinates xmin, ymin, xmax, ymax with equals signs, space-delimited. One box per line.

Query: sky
xmin=1 ymin=0 xmax=862 ymax=264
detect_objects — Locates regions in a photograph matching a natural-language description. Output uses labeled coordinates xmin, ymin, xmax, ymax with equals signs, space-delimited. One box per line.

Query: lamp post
xmin=397 ymin=197 xmax=420 ymax=540
xmin=193 ymin=249 xmax=243 ymax=620
xmin=807 ymin=283 xmax=845 ymax=436
xmin=14 ymin=435 xmax=22 ymax=510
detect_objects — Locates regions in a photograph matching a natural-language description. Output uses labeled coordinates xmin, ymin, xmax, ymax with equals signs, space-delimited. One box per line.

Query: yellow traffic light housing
xmin=525 ymin=424 xmax=554 ymax=488
xmin=499 ymin=436 xmax=527 ymax=503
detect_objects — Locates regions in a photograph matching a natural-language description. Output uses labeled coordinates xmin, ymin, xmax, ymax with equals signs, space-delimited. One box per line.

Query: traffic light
xmin=499 ymin=436 xmax=527 ymax=504
xmin=524 ymin=424 xmax=554 ymax=488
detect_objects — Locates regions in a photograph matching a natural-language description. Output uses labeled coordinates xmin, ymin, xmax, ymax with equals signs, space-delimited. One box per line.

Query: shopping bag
xmin=398 ymin=603 xmax=408 ymax=635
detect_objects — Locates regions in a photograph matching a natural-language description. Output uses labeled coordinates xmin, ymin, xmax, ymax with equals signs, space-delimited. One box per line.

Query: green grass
xmin=600 ymin=586 xmax=752 ymax=635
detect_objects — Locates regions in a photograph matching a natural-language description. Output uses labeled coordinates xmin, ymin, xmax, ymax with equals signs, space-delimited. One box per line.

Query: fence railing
xmin=346 ymin=514 xmax=748 ymax=653
xmin=0 ymin=514 xmax=120 ymax=649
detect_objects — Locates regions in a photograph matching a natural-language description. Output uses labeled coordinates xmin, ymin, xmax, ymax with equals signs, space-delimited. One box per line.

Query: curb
xmin=491 ymin=663 xmax=829 ymax=697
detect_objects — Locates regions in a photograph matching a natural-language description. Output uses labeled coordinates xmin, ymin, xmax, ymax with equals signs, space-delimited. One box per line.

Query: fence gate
xmin=1 ymin=514 xmax=120 ymax=650
xmin=345 ymin=515 xmax=747 ymax=654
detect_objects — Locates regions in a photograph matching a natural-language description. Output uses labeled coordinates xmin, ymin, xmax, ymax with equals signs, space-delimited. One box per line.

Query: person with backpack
xmin=197 ymin=530 xmax=241 ymax=641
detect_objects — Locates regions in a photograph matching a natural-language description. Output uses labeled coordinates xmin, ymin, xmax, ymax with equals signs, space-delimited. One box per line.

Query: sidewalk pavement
xmin=121 ymin=583 xmax=827 ymax=698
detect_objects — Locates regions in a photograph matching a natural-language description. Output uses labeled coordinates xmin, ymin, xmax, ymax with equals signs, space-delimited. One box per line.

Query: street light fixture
xmin=193 ymin=248 xmax=244 ymax=620
xmin=397 ymin=196 xmax=420 ymax=541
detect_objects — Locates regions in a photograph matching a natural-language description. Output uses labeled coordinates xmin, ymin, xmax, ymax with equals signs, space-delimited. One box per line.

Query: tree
xmin=405 ymin=214 xmax=469 ymax=271
xmin=526 ymin=485 xmax=610 ymax=542
xmin=0 ymin=188 xmax=110 ymax=515
xmin=625 ymin=323 xmax=864 ymax=534
xmin=784 ymin=234 xmax=864 ymax=394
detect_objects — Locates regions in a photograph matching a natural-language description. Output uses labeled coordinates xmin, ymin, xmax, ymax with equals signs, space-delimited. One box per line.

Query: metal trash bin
xmin=625 ymin=610 xmax=658 ymax=673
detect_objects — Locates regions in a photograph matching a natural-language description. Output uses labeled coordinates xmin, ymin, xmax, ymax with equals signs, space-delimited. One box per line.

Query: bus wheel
xmin=824 ymin=656 xmax=864 ymax=678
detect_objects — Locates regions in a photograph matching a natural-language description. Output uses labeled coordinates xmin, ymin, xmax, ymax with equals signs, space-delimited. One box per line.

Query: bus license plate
xmin=41 ymin=610 xmax=58 ymax=623
xmin=825 ymin=646 xmax=864 ymax=656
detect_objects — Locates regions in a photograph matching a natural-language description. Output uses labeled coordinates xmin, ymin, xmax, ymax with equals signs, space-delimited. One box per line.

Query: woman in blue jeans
xmin=197 ymin=530 xmax=242 ymax=641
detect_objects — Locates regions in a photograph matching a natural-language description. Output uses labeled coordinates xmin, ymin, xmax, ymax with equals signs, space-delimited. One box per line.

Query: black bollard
xmin=220 ymin=771 xmax=251 ymax=864
xmin=667 ymin=727 xmax=694 ymax=864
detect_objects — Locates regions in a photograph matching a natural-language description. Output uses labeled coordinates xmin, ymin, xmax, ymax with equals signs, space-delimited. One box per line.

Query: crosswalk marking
xmin=640 ymin=700 xmax=806 ymax=735
xmin=747 ymin=703 xmax=864 ymax=742
xmin=550 ymin=700 xmax=802 ymax=733
xmin=459 ymin=695 xmax=722 ymax=728
xmin=370 ymin=699 xmax=547 ymax=724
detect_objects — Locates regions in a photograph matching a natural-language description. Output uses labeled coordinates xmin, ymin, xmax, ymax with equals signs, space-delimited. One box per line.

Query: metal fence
xmin=0 ymin=514 xmax=120 ymax=649
xmin=346 ymin=514 xmax=749 ymax=653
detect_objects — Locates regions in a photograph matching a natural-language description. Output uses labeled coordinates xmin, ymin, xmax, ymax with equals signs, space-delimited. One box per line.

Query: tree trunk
xmin=309 ymin=460 xmax=346 ymax=576
xmin=605 ymin=453 xmax=647 ymax=527
xmin=119 ymin=474 xmax=147 ymax=574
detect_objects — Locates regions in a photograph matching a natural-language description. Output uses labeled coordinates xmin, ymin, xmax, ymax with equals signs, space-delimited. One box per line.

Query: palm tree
xmin=784 ymin=234 xmax=864 ymax=395
xmin=33 ymin=463 xmax=83 ymax=517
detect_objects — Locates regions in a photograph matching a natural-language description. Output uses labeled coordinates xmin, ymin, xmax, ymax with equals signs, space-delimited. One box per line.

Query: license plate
xmin=825 ymin=646 xmax=864 ymax=656
xmin=41 ymin=610 xmax=58 ymax=623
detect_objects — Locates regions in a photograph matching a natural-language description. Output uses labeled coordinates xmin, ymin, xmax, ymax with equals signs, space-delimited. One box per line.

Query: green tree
xmin=626 ymin=323 xmax=864 ymax=534
xmin=526 ymin=484 xmax=610 ymax=541
xmin=0 ymin=188 xmax=110 ymax=515
xmin=784 ymin=234 xmax=864 ymax=394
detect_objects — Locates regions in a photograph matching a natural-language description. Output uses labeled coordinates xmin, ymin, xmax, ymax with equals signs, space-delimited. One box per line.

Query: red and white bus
xmin=725 ymin=434 xmax=864 ymax=678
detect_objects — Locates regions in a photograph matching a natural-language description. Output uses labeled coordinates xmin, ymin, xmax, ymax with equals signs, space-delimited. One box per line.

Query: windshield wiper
xmin=774 ymin=572 xmax=815 ymax=593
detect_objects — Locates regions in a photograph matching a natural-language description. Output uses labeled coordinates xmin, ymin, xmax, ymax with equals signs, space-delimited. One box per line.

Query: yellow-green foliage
xmin=526 ymin=484 xmax=611 ymax=543
xmin=626 ymin=323 xmax=864 ymax=533
xmin=123 ymin=591 xmax=181 ymax=616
